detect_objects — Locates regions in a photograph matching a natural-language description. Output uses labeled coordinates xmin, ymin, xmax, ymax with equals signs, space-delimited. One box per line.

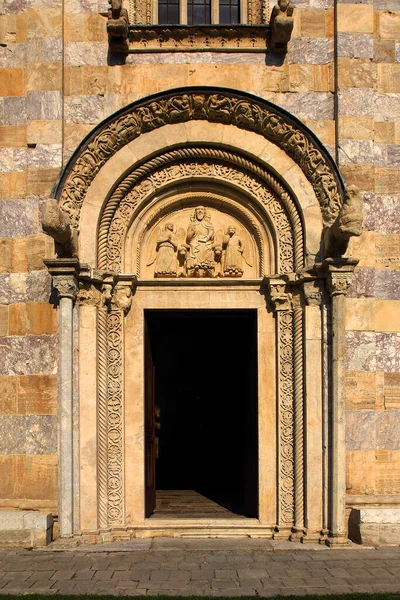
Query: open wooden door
xmin=145 ymin=319 xmax=156 ymax=517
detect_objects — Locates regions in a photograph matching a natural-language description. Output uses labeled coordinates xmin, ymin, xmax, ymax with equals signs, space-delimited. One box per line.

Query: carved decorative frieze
xmin=128 ymin=25 xmax=268 ymax=51
xmin=58 ymin=92 xmax=342 ymax=232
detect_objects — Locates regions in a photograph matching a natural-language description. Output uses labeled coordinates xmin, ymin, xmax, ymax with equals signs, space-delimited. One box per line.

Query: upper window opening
xmin=159 ymin=0 xmax=180 ymax=24
xmin=157 ymin=0 xmax=241 ymax=25
xmin=219 ymin=0 xmax=239 ymax=24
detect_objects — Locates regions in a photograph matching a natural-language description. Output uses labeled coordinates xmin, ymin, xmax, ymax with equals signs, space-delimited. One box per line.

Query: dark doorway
xmin=144 ymin=310 xmax=258 ymax=519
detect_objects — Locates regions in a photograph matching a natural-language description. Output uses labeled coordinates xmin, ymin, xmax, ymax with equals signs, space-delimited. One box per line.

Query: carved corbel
xmin=324 ymin=185 xmax=363 ymax=259
xmin=42 ymin=198 xmax=78 ymax=258
xmin=269 ymin=0 xmax=294 ymax=54
xmin=107 ymin=0 xmax=129 ymax=53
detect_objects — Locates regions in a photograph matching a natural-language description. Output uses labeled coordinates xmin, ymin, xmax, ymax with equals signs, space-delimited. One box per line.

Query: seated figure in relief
xmin=152 ymin=222 xmax=178 ymax=278
xmin=186 ymin=206 xmax=215 ymax=277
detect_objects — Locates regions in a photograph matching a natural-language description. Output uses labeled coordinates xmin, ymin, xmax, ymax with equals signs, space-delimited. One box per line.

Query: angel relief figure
xmin=148 ymin=222 xmax=178 ymax=278
xmin=222 ymin=225 xmax=252 ymax=277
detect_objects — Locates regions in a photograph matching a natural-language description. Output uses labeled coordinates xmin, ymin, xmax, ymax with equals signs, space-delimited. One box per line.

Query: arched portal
xmin=44 ymin=88 xmax=357 ymax=545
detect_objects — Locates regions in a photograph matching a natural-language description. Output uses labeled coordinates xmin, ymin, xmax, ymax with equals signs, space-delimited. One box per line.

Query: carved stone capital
xmin=324 ymin=259 xmax=358 ymax=298
xmin=266 ymin=278 xmax=293 ymax=312
xmin=53 ymin=275 xmax=78 ymax=300
xmin=302 ymin=279 xmax=324 ymax=306
xmin=111 ymin=284 xmax=133 ymax=314
xmin=44 ymin=258 xmax=80 ymax=302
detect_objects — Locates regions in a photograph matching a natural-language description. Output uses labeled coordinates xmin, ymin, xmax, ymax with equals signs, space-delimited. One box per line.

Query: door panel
xmin=145 ymin=320 xmax=156 ymax=517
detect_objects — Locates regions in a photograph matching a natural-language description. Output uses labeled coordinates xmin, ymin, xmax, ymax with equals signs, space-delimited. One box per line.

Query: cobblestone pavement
xmin=1 ymin=539 xmax=400 ymax=596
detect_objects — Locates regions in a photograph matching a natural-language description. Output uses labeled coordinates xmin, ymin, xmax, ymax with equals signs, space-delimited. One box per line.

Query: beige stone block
xmin=0 ymin=456 xmax=25 ymax=499
xmin=85 ymin=13 xmax=107 ymax=42
xmin=338 ymin=58 xmax=376 ymax=89
xmin=289 ymin=65 xmax=313 ymax=93
xmin=27 ymin=121 xmax=62 ymax=145
xmin=26 ymin=235 xmax=47 ymax=272
xmin=27 ymin=168 xmax=59 ymax=196
xmin=374 ymin=121 xmax=395 ymax=144
xmin=26 ymin=62 xmax=62 ymax=92
xmin=345 ymin=297 xmax=375 ymax=332
xmin=346 ymin=450 xmax=376 ymax=494
xmin=339 ymin=116 xmax=373 ymax=141
xmin=27 ymin=8 xmax=62 ymax=39
xmin=375 ymin=168 xmax=400 ymax=194
xmin=0 ymin=172 xmax=27 ymax=199
xmin=300 ymin=8 xmax=327 ymax=38
xmin=337 ymin=4 xmax=373 ymax=34
xmin=64 ymin=13 xmax=84 ymax=42
xmin=376 ymin=371 xmax=385 ymax=411
xmin=375 ymin=300 xmax=400 ymax=333
xmin=0 ymin=305 xmax=8 ymax=336
xmin=378 ymin=11 xmax=400 ymax=40
xmin=25 ymin=302 xmax=57 ymax=335
xmin=0 ymin=377 xmax=18 ymax=414
xmin=341 ymin=164 xmax=374 ymax=192
xmin=395 ymin=123 xmax=400 ymax=145
xmin=350 ymin=230 xmax=375 ymax=268
xmin=377 ymin=64 xmax=400 ymax=94
xmin=304 ymin=120 xmax=335 ymax=145
xmin=0 ymin=15 xmax=16 ymax=44
xmin=64 ymin=66 xmax=83 ymax=96
xmin=375 ymin=451 xmax=400 ymax=495
xmin=18 ymin=374 xmax=57 ymax=415
xmin=80 ymin=65 xmax=117 ymax=96
xmin=345 ymin=371 xmax=377 ymax=410
xmin=257 ymin=66 xmax=289 ymax=93
xmin=376 ymin=233 xmax=400 ymax=270
xmin=9 ymin=303 xmax=27 ymax=336
xmin=0 ymin=126 xmax=27 ymax=148
xmin=0 ymin=68 xmax=24 ymax=97
xmin=16 ymin=13 xmax=27 ymax=43
xmin=314 ymin=64 xmax=333 ymax=92
xmin=325 ymin=9 xmax=334 ymax=38
xmin=0 ymin=238 xmax=13 ymax=274
xmin=384 ymin=372 xmax=400 ymax=409
xmin=11 ymin=238 xmax=28 ymax=273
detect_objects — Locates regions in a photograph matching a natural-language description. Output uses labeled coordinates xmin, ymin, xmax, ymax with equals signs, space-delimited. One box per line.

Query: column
xmin=267 ymin=278 xmax=295 ymax=535
xmin=44 ymin=259 xmax=79 ymax=538
xmin=325 ymin=259 xmax=357 ymax=546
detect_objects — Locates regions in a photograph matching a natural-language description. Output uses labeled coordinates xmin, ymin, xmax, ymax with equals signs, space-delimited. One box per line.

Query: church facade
xmin=0 ymin=0 xmax=399 ymax=547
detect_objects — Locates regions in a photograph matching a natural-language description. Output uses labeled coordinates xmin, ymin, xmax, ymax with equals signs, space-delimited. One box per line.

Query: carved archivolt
xmin=58 ymin=91 xmax=342 ymax=231
xmin=97 ymin=147 xmax=304 ymax=274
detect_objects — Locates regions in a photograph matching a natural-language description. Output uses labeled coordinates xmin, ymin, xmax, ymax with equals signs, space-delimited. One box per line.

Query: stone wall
xmin=0 ymin=0 xmax=399 ymax=533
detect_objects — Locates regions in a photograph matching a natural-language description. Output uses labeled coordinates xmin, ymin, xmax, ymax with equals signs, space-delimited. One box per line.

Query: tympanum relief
xmin=145 ymin=207 xmax=255 ymax=279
